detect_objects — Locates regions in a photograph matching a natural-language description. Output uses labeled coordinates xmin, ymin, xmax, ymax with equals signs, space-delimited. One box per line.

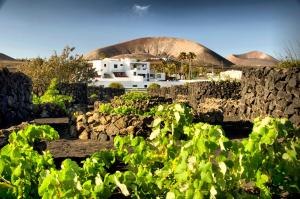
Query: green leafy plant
xmin=1 ymin=105 xmax=299 ymax=198
xmin=0 ymin=125 xmax=59 ymax=198
xmin=33 ymin=78 xmax=72 ymax=111
xmin=108 ymin=82 xmax=124 ymax=89
xmin=147 ymin=83 xmax=161 ymax=90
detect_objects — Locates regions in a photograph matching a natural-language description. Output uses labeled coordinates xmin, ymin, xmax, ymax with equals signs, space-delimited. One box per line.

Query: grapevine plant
xmin=0 ymin=104 xmax=299 ymax=198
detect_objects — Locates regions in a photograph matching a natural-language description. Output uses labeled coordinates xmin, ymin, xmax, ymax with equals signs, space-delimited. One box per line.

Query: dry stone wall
xmin=87 ymin=86 xmax=125 ymax=103
xmin=0 ymin=68 xmax=32 ymax=128
xmin=148 ymin=81 xmax=241 ymax=110
xmin=58 ymin=83 xmax=88 ymax=104
xmin=240 ymin=67 xmax=300 ymax=125
xmin=148 ymin=67 xmax=300 ymax=126
xmin=57 ymin=83 xmax=125 ymax=104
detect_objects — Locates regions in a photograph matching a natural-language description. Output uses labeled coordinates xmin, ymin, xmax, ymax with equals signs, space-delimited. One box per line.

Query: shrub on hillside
xmin=148 ymin=83 xmax=161 ymax=90
xmin=108 ymin=82 xmax=124 ymax=89
xmin=19 ymin=46 xmax=97 ymax=95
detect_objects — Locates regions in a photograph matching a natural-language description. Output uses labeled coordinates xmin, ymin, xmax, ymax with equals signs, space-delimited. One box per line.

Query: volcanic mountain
xmin=0 ymin=53 xmax=22 ymax=72
xmin=0 ymin=53 xmax=15 ymax=61
xmin=84 ymin=37 xmax=233 ymax=66
xmin=226 ymin=51 xmax=279 ymax=67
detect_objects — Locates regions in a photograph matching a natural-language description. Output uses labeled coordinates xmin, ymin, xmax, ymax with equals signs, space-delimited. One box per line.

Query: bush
xmin=148 ymin=83 xmax=161 ymax=89
xmin=277 ymin=60 xmax=300 ymax=68
xmin=33 ymin=79 xmax=72 ymax=111
xmin=120 ymin=92 xmax=149 ymax=102
xmin=277 ymin=42 xmax=300 ymax=68
xmin=108 ymin=82 xmax=124 ymax=89
xmin=19 ymin=46 xmax=97 ymax=94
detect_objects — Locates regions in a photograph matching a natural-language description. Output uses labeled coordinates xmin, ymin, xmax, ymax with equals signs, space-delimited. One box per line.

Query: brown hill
xmin=0 ymin=53 xmax=15 ymax=61
xmin=84 ymin=37 xmax=233 ymax=66
xmin=226 ymin=51 xmax=279 ymax=67
xmin=0 ymin=53 xmax=23 ymax=72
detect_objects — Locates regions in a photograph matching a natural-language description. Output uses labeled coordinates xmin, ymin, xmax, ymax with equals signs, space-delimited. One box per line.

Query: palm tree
xmin=178 ymin=52 xmax=187 ymax=79
xmin=187 ymin=52 xmax=196 ymax=80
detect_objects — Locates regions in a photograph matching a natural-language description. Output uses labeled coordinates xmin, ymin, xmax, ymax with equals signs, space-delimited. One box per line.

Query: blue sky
xmin=0 ymin=0 xmax=299 ymax=59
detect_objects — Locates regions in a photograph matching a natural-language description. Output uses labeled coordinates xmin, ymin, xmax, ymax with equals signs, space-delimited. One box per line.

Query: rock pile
xmin=0 ymin=122 xmax=28 ymax=148
xmin=75 ymin=111 xmax=152 ymax=141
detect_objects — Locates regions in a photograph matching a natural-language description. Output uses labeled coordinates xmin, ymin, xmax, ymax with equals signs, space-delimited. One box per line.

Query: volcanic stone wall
xmin=0 ymin=68 xmax=32 ymax=128
xmin=187 ymin=81 xmax=241 ymax=110
xmin=240 ymin=67 xmax=299 ymax=125
xmin=57 ymin=84 xmax=125 ymax=104
xmin=148 ymin=67 xmax=300 ymax=126
xmin=58 ymin=83 xmax=88 ymax=104
xmin=148 ymin=81 xmax=241 ymax=110
xmin=87 ymin=86 xmax=125 ymax=103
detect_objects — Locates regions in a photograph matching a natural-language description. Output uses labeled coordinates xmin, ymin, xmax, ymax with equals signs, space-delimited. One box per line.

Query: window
xmin=134 ymin=72 xmax=137 ymax=76
xmin=156 ymin=74 xmax=161 ymax=78
xmin=114 ymin=64 xmax=118 ymax=68
xmin=120 ymin=64 xmax=123 ymax=66
xmin=144 ymin=85 xmax=147 ymax=88
xmin=138 ymin=74 xmax=145 ymax=78
xmin=104 ymin=64 xmax=106 ymax=67
xmin=132 ymin=85 xmax=137 ymax=87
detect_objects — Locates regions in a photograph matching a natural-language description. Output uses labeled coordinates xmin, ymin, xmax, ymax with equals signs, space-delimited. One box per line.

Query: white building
xmin=89 ymin=58 xmax=166 ymax=88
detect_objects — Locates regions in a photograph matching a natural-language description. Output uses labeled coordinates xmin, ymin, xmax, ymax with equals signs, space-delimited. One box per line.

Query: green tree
xmin=178 ymin=52 xmax=187 ymax=79
xmin=19 ymin=46 xmax=97 ymax=95
xmin=187 ymin=52 xmax=196 ymax=79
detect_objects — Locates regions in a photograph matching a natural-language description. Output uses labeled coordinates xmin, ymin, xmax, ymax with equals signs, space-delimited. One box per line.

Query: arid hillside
xmin=0 ymin=53 xmax=15 ymax=61
xmin=226 ymin=51 xmax=279 ymax=67
xmin=0 ymin=53 xmax=22 ymax=72
xmin=84 ymin=37 xmax=233 ymax=66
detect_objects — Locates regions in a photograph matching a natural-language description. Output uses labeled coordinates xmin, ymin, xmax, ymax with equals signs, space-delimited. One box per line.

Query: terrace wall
xmin=0 ymin=68 xmax=32 ymax=128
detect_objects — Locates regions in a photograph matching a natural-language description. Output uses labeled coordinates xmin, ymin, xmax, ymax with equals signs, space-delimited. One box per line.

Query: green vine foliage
xmin=0 ymin=125 xmax=59 ymax=198
xmin=0 ymin=104 xmax=299 ymax=198
xmin=33 ymin=79 xmax=72 ymax=112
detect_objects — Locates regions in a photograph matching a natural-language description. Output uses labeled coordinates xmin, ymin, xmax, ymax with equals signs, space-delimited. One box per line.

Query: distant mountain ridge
xmin=226 ymin=51 xmax=279 ymax=67
xmin=0 ymin=53 xmax=15 ymax=61
xmin=84 ymin=37 xmax=233 ymax=66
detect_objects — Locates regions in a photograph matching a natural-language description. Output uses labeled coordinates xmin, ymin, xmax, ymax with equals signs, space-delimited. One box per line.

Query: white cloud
xmin=132 ymin=4 xmax=150 ymax=15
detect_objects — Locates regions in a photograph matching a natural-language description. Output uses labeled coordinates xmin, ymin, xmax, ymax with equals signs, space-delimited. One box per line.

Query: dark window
xmin=114 ymin=64 xmax=118 ymax=68
xmin=104 ymin=64 xmax=106 ymax=67
xmin=134 ymin=72 xmax=137 ymax=76
xmin=120 ymin=64 xmax=123 ymax=66
xmin=144 ymin=85 xmax=147 ymax=88
xmin=132 ymin=85 xmax=138 ymax=87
